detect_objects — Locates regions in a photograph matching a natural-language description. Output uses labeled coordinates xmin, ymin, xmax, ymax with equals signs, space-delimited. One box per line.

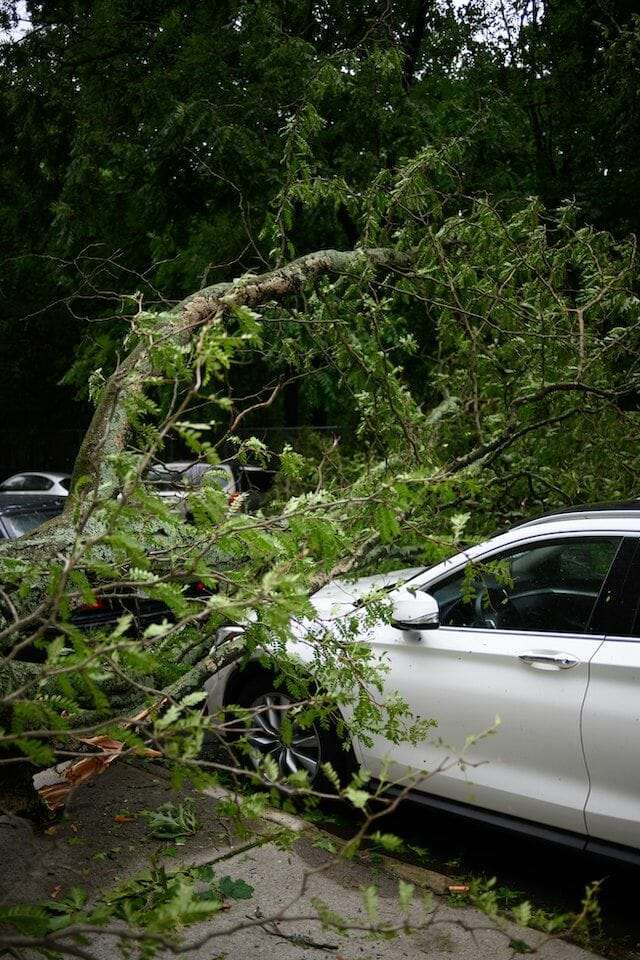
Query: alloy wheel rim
xmin=247 ymin=692 xmax=321 ymax=781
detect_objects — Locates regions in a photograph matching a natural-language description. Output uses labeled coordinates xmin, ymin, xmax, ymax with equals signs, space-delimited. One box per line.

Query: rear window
xmin=238 ymin=468 xmax=275 ymax=494
xmin=147 ymin=464 xmax=233 ymax=492
xmin=147 ymin=468 xmax=185 ymax=492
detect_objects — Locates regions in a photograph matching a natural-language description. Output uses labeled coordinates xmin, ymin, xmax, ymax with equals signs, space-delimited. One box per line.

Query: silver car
xmin=0 ymin=472 xmax=70 ymax=496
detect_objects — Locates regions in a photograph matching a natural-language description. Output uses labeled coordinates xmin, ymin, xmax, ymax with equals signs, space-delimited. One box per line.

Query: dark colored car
xmin=0 ymin=494 xmax=65 ymax=540
xmin=6 ymin=467 xmax=275 ymax=652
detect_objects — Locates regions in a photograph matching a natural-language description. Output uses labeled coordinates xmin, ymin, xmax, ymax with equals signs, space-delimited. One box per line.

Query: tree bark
xmin=401 ymin=0 xmax=432 ymax=92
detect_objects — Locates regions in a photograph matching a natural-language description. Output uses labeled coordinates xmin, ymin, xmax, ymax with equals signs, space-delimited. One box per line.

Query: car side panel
xmin=583 ymin=639 xmax=640 ymax=848
xmin=358 ymin=622 xmax=600 ymax=833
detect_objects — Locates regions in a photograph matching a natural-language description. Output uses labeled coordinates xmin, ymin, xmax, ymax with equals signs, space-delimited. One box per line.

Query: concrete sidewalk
xmin=0 ymin=763 xmax=604 ymax=960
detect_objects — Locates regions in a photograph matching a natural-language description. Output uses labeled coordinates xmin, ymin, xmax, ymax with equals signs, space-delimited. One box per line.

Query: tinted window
xmin=428 ymin=538 xmax=621 ymax=635
xmin=0 ymin=475 xmax=29 ymax=491
xmin=26 ymin=475 xmax=54 ymax=491
xmin=238 ymin=468 xmax=275 ymax=492
xmin=59 ymin=477 xmax=70 ymax=491
xmin=4 ymin=510 xmax=57 ymax=538
xmin=0 ymin=474 xmax=53 ymax=491
xmin=147 ymin=467 xmax=185 ymax=492
xmin=607 ymin=541 xmax=640 ymax=638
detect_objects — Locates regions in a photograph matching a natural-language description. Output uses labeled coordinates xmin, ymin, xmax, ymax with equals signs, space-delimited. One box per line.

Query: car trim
xmin=408 ymin=527 xmax=636 ymax=595
xmin=436 ymin=626 xmax=606 ymax=641
xmin=377 ymin=782 xmax=640 ymax=865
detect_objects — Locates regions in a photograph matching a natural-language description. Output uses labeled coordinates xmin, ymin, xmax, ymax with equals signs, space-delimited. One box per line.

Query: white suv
xmin=205 ymin=503 xmax=640 ymax=863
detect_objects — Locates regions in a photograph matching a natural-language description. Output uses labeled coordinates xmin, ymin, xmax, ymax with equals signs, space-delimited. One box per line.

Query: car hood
xmin=309 ymin=567 xmax=423 ymax=621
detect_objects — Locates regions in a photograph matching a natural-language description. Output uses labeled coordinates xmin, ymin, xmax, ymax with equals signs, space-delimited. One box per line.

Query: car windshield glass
xmin=5 ymin=511 xmax=54 ymax=538
xmin=147 ymin=469 xmax=185 ymax=492
xmin=59 ymin=477 xmax=70 ymax=490
xmin=147 ymin=465 xmax=230 ymax=491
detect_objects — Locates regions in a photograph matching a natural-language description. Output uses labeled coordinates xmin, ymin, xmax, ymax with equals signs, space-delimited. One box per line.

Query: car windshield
xmin=5 ymin=511 xmax=56 ymax=538
xmin=147 ymin=464 xmax=231 ymax=492
xmin=146 ymin=468 xmax=185 ymax=492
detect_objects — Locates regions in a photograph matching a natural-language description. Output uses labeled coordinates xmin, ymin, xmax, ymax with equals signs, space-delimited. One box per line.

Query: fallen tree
xmin=1 ymin=172 xmax=640 ymax=791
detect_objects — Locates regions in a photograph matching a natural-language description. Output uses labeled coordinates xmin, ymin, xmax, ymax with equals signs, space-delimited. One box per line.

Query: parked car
xmin=146 ymin=461 xmax=237 ymax=505
xmin=145 ymin=460 xmax=274 ymax=510
xmin=205 ymin=500 xmax=640 ymax=864
xmin=0 ymin=472 xmax=70 ymax=496
xmin=0 ymin=494 xmax=65 ymax=539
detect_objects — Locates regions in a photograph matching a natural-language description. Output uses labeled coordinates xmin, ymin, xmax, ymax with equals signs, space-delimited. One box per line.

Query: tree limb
xmin=69 ymin=247 xmax=413 ymax=499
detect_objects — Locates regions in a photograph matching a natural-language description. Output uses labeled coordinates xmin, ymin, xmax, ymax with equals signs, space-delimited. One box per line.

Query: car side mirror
xmin=391 ymin=590 xmax=439 ymax=631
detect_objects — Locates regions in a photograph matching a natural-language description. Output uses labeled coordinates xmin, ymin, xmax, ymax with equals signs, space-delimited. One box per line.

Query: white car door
xmin=582 ymin=538 xmax=640 ymax=850
xmin=358 ymin=534 xmax=622 ymax=834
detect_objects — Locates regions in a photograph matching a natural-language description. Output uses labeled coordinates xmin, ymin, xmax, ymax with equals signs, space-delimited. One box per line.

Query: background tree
xmin=2 ymin=0 xmax=638 ymax=477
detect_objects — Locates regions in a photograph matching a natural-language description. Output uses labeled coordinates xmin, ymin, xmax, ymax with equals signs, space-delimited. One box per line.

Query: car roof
xmin=4 ymin=471 xmax=70 ymax=480
xmin=515 ymin=500 xmax=640 ymax=529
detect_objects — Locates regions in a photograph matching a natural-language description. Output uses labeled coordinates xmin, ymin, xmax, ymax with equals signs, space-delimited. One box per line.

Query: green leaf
xmin=218 ymin=876 xmax=254 ymax=900
xmin=312 ymin=835 xmax=338 ymax=854
xmin=512 ymin=900 xmax=532 ymax=927
xmin=374 ymin=506 xmax=401 ymax=543
xmin=398 ymin=880 xmax=414 ymax=911
xmin=361 ymin=884 xmax=379 ymax=922
xmin=343 ymin=786 xmax=369 ymax=810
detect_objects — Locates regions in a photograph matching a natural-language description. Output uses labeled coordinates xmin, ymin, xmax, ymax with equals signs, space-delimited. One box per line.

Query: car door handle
xmin=518 ymin=652 xmax=580 ymax=670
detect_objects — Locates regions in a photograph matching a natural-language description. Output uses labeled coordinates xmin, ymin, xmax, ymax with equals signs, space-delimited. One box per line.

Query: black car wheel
xmin=233 ymin=673 xmax=355 ymax=793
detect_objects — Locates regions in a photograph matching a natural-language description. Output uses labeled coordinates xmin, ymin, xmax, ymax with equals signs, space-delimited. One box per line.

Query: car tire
xmin=232 ymin=672 xmax=356 ymax=795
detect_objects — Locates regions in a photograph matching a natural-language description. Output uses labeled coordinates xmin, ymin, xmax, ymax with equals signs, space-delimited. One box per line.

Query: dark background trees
xmin=1 ymin=0 xmax=639 ymax=476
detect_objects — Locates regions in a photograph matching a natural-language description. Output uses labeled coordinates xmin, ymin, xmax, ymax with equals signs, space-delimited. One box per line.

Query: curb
xmin=203 ymin=784 xmax=455 ymax=896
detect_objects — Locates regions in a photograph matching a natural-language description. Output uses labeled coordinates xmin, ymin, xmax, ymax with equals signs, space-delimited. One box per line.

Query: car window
xmin=0 ymin=475 xmax=29 ymax=490
xmin=59 ymin=477 xmax=70 ymax=491
xmin=4 ymin=510 xmax=58 ymax=538
xmin=25 ymin=475 xmax=54 ymax=491
xmin=185 ymin=463 xmax=233 ymax=491
xmin=147 ymin=464 xmax=232 ymax=493
xmin=427 ymin=537 xmax=621 ymax=635
xmin=238 ymin=468 xmax=275 ymax=493
xmin=0 ymin=474 xmax=53 ymax=491
xmin=147 ymin=467 xmax=184 ymax=492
